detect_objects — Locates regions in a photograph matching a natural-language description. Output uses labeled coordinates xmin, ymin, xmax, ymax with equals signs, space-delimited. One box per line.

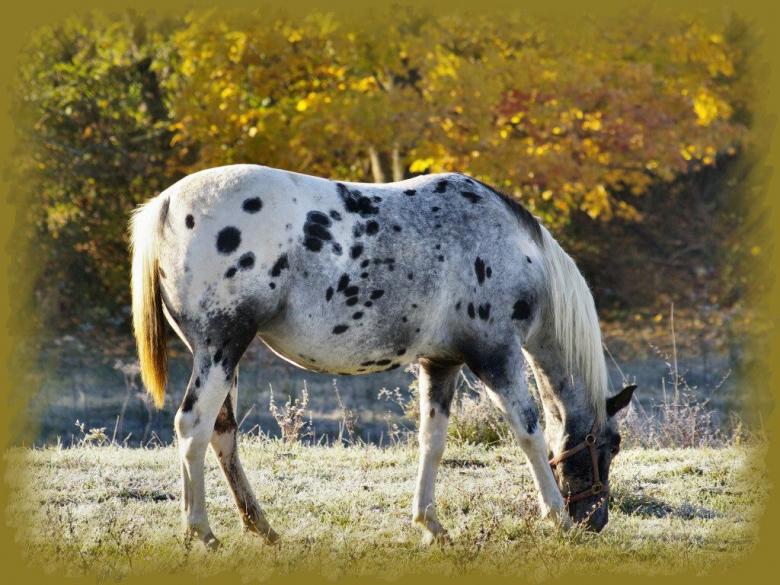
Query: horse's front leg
xmin=468 ymin=345 xmax=568 ymax=526
xmin=486 ymin=389 xmax=569 ymax=526
xmin=412 ymin=359 xmax=460 ymax=544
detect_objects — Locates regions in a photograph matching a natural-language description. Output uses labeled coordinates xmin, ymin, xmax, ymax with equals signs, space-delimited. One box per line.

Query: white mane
xmin=539 ymin=225 xmax=608 ymax=426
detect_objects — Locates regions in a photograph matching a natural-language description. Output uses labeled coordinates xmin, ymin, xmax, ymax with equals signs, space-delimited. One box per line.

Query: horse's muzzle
xmin=569 ymin=497 xmax=609 ymax=532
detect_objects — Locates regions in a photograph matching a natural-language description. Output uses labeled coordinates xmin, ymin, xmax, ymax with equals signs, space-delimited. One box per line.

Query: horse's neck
xmin=524 ymin=330 xmax=594 ymax=435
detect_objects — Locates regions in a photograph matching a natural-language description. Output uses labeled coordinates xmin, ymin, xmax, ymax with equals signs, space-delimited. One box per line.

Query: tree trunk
xmin=368 ymin=145 xmax=386 ymax=183
xmin=391 ymin=142 xmax=404 ymax=182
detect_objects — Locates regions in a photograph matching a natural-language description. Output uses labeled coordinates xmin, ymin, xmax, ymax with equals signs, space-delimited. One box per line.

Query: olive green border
xmin=1 ymin=0 xmax=777 ymax=583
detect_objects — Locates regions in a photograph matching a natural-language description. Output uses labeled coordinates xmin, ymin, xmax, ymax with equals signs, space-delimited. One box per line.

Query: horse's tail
xmin=539 ymin=225 xmax=608 ymax=425
xmin=130 ymin=194 xmax=170 ymax=409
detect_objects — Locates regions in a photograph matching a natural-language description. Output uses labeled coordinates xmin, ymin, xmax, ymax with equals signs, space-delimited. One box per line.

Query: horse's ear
xmin=606 ymin=384 xmax=637 ymax=417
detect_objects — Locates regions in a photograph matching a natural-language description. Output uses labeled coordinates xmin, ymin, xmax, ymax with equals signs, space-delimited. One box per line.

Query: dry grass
xmin=5 ymin=439 xmax=766 ymax=582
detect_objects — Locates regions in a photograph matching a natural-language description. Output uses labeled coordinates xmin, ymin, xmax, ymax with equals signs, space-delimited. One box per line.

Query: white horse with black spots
xmin=130 ymin=164 xmax=636 ymax=548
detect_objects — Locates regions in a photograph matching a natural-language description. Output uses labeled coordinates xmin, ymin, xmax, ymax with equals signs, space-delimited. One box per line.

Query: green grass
xmin=4 ymin=439 xmax=766 ymax=582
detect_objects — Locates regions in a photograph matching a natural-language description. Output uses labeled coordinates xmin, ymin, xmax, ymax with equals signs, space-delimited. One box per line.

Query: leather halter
xmin=548 ymin=421 xmax=607 ymax=505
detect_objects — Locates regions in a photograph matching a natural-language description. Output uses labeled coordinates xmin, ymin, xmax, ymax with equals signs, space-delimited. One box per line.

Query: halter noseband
xmin=548 ymin=420 xmax=607 ymax=505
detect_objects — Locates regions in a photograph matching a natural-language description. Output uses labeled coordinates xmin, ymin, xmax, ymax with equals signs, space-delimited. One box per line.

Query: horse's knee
xmin=518 ymin=402 xmax=540 ymax=435
xmin=507 ymin=400 xmax=542 ymax=449
xmin=175 ymin=408 xmax=211 ymax=452
xmin=174 ymin=407 xmax=194 ymax=437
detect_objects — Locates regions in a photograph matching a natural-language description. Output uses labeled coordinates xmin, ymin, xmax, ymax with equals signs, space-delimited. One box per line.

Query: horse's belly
xmin=257 ymin=298 xmax=433 ymax=375
xmin=257 ymin=331 xmax=415 ymax=375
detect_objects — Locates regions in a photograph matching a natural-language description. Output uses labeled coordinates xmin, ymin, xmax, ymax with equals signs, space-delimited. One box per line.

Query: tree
xmin=169 ymin=8 xmax=748 ymax=231
xmin=11 ymin=7 xmax=753 ymax=332
xmin=13 ymin=12 xmax=182 ymax=327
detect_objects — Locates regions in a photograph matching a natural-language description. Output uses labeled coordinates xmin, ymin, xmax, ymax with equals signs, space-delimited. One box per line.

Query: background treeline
xmin=10 ymin=7 xmax=760 ymax=346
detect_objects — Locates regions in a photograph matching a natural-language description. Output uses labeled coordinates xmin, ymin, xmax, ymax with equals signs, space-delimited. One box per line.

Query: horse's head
xmin=547 ymin=384 xmax=637 ymax=532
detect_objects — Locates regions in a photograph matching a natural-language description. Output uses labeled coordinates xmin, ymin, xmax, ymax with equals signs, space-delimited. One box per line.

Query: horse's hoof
xmin=421 ymin=529 xmax=451 ymax=546
xmin=246 ymin=523 xmax=280 ymax=545
xmin=263 ymin=527 xmax=281 ymax=545
xmin=544 ymin=509 xmax=573 ymax=530
xmin=203 ymin=532 xmax=221 ymax=551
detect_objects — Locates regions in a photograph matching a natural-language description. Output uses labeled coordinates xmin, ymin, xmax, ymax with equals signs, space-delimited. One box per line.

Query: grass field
xmin=5 ymin=439 xmax=766 ymax=582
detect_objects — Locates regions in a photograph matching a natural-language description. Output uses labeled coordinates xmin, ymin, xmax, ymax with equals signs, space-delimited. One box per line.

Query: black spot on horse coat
xmin=474 ymin=257 xmax=486 ymax=284
xmin=216 ymin=227 xmax=241 ymax=255
xmin=270 ymin=253 xmax=288 ymax=277
xmin=524 ymin=405 xmax=539 ymax=434
xmin=239 ymin=252 xmax=255 ymax=270
xmin=305 ymin=223 xmax=332 ymax=241
xmin=307 ymin=211 xmax=331 ymax=226
xmin=337 ymin=183 xmax=379 ymax=216
xmin=303 ymin=211 xmax=334 ymax=251
xmin=242 ymin=197 xmax=262 ymax=213
xmin=460 ymin=191 xmax=481 ymax=204
xmin=304 ymin=237 xmax=323 ymax=252
xmin=181 ymin=390 xmax=197 ymax=412
xmin=512 ymin=300 xmax=531 ymax=320
xmin=434 ymin=180 xmax=449 ymax=193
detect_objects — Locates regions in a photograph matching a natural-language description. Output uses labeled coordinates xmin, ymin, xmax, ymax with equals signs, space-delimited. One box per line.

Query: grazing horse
xmin=130 ymin=164 xmax=636 ymax=547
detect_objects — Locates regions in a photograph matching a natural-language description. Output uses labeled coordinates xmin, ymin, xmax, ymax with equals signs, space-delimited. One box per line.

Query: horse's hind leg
xmin=210 ymin=378 xmax=279 ymax=543
xmin=175 ymin=314 xmax=260 ymax=547
xmin=412 ymin=359 xmax=460 ymax=544
xmin=175 ymin=351 xmax=230 ymax=548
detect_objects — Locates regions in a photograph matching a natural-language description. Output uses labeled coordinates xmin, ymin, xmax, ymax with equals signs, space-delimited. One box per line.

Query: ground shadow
xmin=615 ymin=492 xmax=718 ymax=520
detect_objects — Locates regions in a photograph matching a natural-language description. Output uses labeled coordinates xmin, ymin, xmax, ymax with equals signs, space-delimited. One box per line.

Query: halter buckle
xmin=591 ymin=482 xmax=603 ymax=495
xmin=585 ymin=434 xmax=596 ymax=446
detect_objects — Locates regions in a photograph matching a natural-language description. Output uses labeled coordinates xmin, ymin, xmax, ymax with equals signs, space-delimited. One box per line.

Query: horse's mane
xmin=462 ymin=173 xmax=607 ymax=424
xmin=539 ymin=225 xmax=608 ymax=426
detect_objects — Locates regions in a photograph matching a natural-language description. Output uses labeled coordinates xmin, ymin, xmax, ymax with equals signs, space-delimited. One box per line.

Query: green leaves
xmin=13 ymin=11 xmax=179 ymax=327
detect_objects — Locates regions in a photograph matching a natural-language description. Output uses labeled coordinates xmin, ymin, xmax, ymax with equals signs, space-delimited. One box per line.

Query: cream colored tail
xmin=130 ymin=195 xmax=169 ymax=409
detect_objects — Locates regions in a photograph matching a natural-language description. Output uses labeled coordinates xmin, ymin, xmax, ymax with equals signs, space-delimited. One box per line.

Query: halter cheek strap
xmin=548 ymin=421 xmax=606 ymax=505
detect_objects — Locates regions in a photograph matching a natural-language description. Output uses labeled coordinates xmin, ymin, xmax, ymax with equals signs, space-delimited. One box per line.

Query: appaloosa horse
xmin=130 ymin=164 xmax=636 ymax=547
